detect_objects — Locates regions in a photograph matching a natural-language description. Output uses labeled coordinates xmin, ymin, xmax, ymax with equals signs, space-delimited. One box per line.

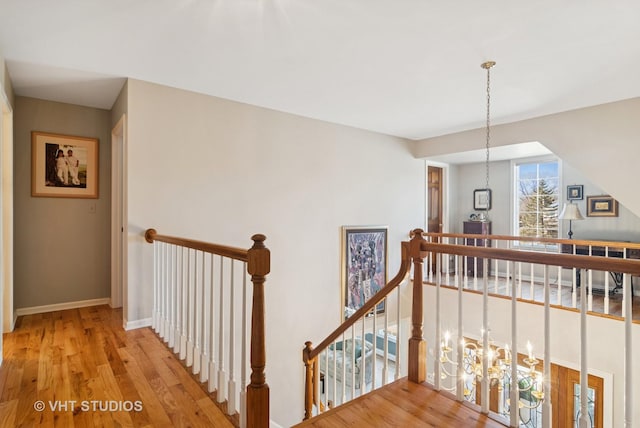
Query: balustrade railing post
xmin=247 ymin=234 xmax=270 ymax=428
xmin=408 ymin=229 xmax=427 ymax=384
xmin=303 ymin=341 xmax=314 ymax=420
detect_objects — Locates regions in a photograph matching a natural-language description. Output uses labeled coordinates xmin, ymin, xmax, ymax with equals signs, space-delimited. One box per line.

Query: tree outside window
xmin=515 ymin=161 xmax=559 ymax=239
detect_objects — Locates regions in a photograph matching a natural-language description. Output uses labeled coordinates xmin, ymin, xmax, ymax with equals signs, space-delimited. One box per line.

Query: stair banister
xmin=302 ymin=237 xmax=415 ymax=419
xmin=145 ymin=228 xmax=271 ymax=428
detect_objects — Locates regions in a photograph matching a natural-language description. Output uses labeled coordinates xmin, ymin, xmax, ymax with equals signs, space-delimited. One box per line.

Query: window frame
xmin=510 ymin=156 xmax=562 ymax=248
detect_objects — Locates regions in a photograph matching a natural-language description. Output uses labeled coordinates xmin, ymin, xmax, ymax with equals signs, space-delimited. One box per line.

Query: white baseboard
xmin=270 ymin=421 xmax=284 ymax=428
xmin=15 ymin=298 xmax=111 ymax=317
xmin=125 ymin=317 xmax=152 ymax=331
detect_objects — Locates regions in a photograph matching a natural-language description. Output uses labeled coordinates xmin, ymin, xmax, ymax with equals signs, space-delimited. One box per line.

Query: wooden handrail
xmin=145 ymin=228 xmax=270 ymax=428
xmin=302 ymin=230 xmax=431 ymax=420
xmin=306 ymin=240 xmax=412 ymax=361
xmin=423 ymin=231 xmax=640 ymax=250
xmin=420 ymin=241 xmax=640 ymax=275
xmin=144 ymin=228 xmax=249 ymax=261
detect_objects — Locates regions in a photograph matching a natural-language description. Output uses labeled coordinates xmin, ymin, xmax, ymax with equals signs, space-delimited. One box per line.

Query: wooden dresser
xmin=463 ymin=221 xmax=491 ymax=277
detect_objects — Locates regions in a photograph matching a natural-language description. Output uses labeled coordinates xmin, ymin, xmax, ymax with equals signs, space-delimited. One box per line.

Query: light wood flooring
xmin=0 ymin=305 xmax=234 ymax=428
xmin=431 ymin=273 xmax=640 ymax=321
xmin=294 ymin=378 xmax=506 ymax=428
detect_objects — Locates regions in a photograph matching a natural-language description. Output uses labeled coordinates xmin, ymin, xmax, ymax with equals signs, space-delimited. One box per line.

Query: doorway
xmin=427 ymin=165 xmax=443 ymax=273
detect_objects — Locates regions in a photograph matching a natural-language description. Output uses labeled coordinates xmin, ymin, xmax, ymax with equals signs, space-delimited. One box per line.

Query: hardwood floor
xmin=432 ymin=273 xmax=640 ymax=321
xmin=294 ymin=378 xmax=506 ymax=428
xmin=0 ymin=305 xmax=234 ymax=428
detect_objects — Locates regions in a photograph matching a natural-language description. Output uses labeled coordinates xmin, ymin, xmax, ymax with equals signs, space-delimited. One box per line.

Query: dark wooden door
xmin=427 ymin=166 xmax=443 ymax=273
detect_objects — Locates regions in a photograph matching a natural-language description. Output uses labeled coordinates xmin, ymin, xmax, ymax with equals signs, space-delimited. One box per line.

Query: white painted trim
xmin=125 ymin=317 xmax=152 ymax=331
xmin=111 ymin=114 xmax=127 ymax=310
xmin=15 ymin=298 xmax=111 ymax=316
xmin=269 ymin=420 xmax=284 ymax=428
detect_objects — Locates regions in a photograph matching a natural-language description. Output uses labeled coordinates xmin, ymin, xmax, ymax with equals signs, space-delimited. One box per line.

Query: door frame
xmin=0 ymin=84 xmax=13 ymax=341
xmin=110 ymin=114 xmax=127 ymax=322
xmin=425 ymin=160 xmax=449 ymax=234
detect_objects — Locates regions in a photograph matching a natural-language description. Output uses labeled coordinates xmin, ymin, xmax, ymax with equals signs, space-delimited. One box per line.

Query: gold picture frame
xmin=31 ymin=131 xmax=99 ymax=198
xmin=586 ymin=195 xmax=618 ymax=217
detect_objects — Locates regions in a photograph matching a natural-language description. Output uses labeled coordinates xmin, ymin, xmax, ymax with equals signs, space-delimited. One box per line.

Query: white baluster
xmin=382 ymin=299 xmax=388 ymax=387
xmin=557 ymin=265 xmax=562 ymax=307
xmin=192 ymin=251 xmax=202 ymax=375
xmin=174 ymin=246 xmax=181 ymax=354
xmin=180 ymin=247 xmax=188 ymax=360
xmin=372 ymin=304 xmax=377 ymax=393
xmin=529 ymin=263 xmax=534 ymax=300
xmin=457 ymin=255 xmax=464 ymax=402
xmin=200 ymin=251 xmax=208 ymax=382
xmin=434 ymin=253 xmax=442 ymax=390
xmin=395 ymin=287 xmax=401 ymax=381
xmin=228 ymin=260 xmax=237 ymax=414
xmin=624 ymin=273 xmax=633 ymax=428
xmin=542 ymin=266 xmax=551 ymax=428
xmin=217 ymin=257 xmax=227 ymax=403
xmin=518 ymin=262 xmax=523 ymax=299
xmin=162 ymin=244 xmax=172 ymax=344
xmin=494 ymin=258 xmax=499 ymax=294
xmin=351 ymin=324 xmax=356 ymax=396
xmin=186 ymin=249 xmax=195 ymax=367
xmin=208 ymin=254 xmax=218 ymax=393
xmin=604 ymin=247 xmax=610 ymax=314
xmin=578 ymin=259 xmax=589 ymax=428
xmin=168 ymin=244 xmax=175 ymax=348
xmin=152 ymin=242 xmax=158 ymax=331
xmin=360 ymin=314 xmax=366 ymax=395
xmin=239 ymin=264 xmax=248 ymax=428
xmin=509 ymin=261 xmax=518 ymax=427
xmin=481 ymin=258 xmax=489 ymax=413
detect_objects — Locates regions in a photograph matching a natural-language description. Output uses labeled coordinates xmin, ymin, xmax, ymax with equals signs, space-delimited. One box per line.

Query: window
xmin=514 ymin=159 xmax=560 ymax=239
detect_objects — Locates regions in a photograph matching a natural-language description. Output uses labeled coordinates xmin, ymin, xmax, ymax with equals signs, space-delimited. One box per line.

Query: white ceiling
xmin=1 ymin=1 xmax=639 ymax=140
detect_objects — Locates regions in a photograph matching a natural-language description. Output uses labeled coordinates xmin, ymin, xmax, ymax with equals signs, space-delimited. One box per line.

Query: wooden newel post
xmin=303 ymin=341 xmax=314 ymax=420
xmin=408 ymin=228 xmax=427 ymax=384
xmin=247 ymin=234 xmax=270 ymax=428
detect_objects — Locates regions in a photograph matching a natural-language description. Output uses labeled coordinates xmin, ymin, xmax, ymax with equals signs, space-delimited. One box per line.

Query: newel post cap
xmin=248 ymin=234 xmax=270 ymax=276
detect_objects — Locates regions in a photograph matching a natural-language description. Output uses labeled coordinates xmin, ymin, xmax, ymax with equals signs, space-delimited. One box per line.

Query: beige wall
xmin=413 ymin=97 xmax=640 ymax=217
xmin=125 ymin=79 xmax=425 ymax=426
xmin=13 ymin=97 xmax=111 ymax=309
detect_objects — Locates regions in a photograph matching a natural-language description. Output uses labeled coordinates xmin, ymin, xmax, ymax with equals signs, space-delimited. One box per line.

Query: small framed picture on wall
xmin=473 ymin=188 xmax=492 ymax=210
xmin=567 ymin=185 xmax=583 ymax=201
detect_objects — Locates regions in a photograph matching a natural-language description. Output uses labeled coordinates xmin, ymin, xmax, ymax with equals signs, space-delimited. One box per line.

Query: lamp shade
xmin=559 ymin=203 xmax=584 ymax=220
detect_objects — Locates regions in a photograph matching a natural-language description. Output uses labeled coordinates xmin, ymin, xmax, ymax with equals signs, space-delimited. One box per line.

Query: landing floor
xmin=294 ymin=378 xmax=506 ymax=428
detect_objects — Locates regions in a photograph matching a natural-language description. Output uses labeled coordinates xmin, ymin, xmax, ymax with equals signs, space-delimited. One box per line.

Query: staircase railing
xmin=420 ymin=232 xmax=640 ymax=427
xmin=302 ymin=230 xmax=428 ymax=419
xmin=302 ymin=229 xmax=640 ymax=427
xmin=145 ymin=228 xmax=270 ymax=428
xmin=422 ymin=232 xmax=640 ymax=319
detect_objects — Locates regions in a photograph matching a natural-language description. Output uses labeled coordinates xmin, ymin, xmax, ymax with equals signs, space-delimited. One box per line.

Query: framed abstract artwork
xmin=341 ymin=226 xmax=388 ymax=320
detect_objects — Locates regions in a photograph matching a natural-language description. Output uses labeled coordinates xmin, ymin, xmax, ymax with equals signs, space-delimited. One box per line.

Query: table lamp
xmin=558 ymin=202 xmax=584 ymax=239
